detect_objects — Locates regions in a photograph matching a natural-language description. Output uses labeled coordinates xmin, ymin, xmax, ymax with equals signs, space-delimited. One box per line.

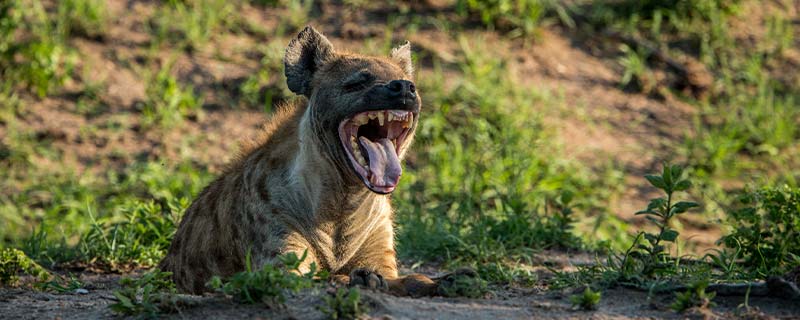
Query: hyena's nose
xmin=386 ymin=80 xmax=416 ymax=99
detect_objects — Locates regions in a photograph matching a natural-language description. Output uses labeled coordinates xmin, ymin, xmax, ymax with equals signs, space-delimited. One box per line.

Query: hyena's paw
xmin=348 ymin=268 xmax=389 ymax=290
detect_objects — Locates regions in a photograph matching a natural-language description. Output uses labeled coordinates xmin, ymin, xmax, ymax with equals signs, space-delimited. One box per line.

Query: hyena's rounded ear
xmin=284 ymin=26 xmax=336 ymax=96
xmin=391 ymin=41 xmax=414 ymax=78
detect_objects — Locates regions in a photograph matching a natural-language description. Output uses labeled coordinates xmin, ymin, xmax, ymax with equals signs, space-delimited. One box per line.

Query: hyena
xmin=160 ymin=26 xmax=457 ymax=297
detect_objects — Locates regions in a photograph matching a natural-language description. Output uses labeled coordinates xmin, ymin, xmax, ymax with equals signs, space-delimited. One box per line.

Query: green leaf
xmin=644 ymin=233 xmax=658 ymax=244
xmin=670 ymin=201 xmax=700 ymax=215
xmin=674 ymin=179 xmax=691 ymax=191
xmin=662 ymin=166 xmax=673 ymax=188
xmin=112 ymin=291 xmax=135 ymax=312
xmin=661 ymin=229 xmax=679 ymax=242
xmin=635 ymin=209 xmax=655 ymax=215
xmin=646 ymin=198 xmax=667 ymax=211
xmin=560 ymin=190 xmax=574 ymax=206
xmin=645 ymin=216 xmax=662 ymax=225
xmin=645 ymin=174 xmax=666 ymax=190
xmin=669 ymin=165 xmax=683 ymax=184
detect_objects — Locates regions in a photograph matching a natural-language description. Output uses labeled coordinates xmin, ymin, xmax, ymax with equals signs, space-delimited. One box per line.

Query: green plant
xmin=719 ymin=186 xmax=800 ymax=277
xmin=319 ymin=287 xmax=369 ymax=320
xmin=437 ymin=270 xmax=488 ymax=298
xmin=149 ymin=0 xmax=236 ymax=51
xmin=0 ymin=248 xmax=50 ymax=286
xmin=56 ymin=0 xmax=108 ymax=39
xmin=35 ymin=274 xmax=85 ymax=293
xmin=551 ymin=165 xmax=702 ymax=289
xmin=110 ymin=270 xmax=187 ymax=317
xmin=455 ymin=0 xmax=570 ymax=37
xmin=78 ymin=198 xmax=187 ymax=269
xmin=618 ymin=44 xmax=652 ymax=93
xmin=570 ymin=287 xmax=601 ymax=311
xmin=395 ymin=36 xmax=621 ymax=283
xmin=208 ymin=251 xmax=315 ymax=306
xmin=238 ymin=40 xmax=291 ymax=111
xmin=142 ymin=66 xmax=203 ymax=128
xmin=0 ymin=0 xmax=73 ymax=97
xmin=670 ymin=279 xmax=716 ymax=312
xmin=630 ymin=164 xmax=698 ymax=277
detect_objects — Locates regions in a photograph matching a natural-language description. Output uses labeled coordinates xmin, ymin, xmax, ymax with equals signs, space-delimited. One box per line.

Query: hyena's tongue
xmin=359 ymin=136 xmax=401 ymax=187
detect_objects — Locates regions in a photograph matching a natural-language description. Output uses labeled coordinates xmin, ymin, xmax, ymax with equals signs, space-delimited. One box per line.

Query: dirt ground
xmin=5 ymin=1 xmax=800 ymax=319
xmin=2 ymin=259 xmax=800 ymax=319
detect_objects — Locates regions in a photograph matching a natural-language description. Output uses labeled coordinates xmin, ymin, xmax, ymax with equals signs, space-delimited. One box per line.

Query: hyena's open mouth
xmin=338 ymin=110 xmax=414 ymax=194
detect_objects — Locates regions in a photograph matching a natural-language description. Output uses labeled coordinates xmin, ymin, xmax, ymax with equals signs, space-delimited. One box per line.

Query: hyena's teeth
xmin=368 ymin=112 xmax=377 ymax=120
xmin=387 ymin=113 xmax=394 ymax=122
xmin=377 ymin=112 xmax=385 ymax=126
xmin=354 ymin=113 xmax=368 ymax=125
xmin=402 ymin=113 xmax=412 ymax=128
xmin=353 ymin=148 xmax=367 ymax=167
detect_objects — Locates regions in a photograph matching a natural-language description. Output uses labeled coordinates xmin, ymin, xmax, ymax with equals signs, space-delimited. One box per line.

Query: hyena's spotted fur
xmin=159 ymin=26 xmax=442 ymax=296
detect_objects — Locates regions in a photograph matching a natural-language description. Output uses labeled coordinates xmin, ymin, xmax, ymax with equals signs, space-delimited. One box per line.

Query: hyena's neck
xmin=282 ymin=110 xmax=384 ymax=221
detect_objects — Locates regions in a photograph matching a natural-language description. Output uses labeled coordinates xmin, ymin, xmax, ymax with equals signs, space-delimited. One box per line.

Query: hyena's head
xmin=284 ymin=26 xmax=420 ymax=194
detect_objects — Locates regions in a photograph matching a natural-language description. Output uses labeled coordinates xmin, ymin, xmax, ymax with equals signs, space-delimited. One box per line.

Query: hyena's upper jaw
xmin=338 ymin=110 xmax=414 ymax=194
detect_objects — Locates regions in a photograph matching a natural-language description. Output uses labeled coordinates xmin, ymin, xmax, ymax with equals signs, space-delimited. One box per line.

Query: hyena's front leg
xmin=341 ymin=226 xmax=438 ymax=297
xmin=254 ymin=231 xmax=320 ymax=275
xmin=279 ymin=235 xmax=321 ymax=275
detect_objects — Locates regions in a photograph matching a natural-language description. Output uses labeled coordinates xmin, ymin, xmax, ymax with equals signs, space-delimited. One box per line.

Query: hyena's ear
xmin=284 ymin=26 xmax=336 ymax=96
xmin=390 ymin=41 xmax=414 ymax=78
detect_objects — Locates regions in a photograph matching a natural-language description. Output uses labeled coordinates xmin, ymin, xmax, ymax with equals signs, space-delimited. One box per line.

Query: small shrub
xmin=0 ymin=248 xmax=50 ymax=286
xmin=670 ymin=280 xmax=716 ymax=312
xmin=569 ymin=287 xmax=601 ymax=311
xmin=319 ymin=287 xmax=369 ymax=320
xmin=719 ymin=186 xmax=800 ymax=277
xmin=208 ymin=251 xmax=315 ymax=306
xmin=630 ymin=164 xmax=698 ymax=277
xmin=110 ymin=270 xmax=186 ymax=317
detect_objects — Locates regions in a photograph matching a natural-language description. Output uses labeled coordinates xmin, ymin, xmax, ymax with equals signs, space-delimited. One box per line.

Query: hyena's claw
xmin=349 ymin=268 xmax=388 ymax=290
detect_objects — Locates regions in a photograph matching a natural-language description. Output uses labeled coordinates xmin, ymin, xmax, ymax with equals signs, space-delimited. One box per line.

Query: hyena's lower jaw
xmin=338 ymin=110 xmax=414 ymax=194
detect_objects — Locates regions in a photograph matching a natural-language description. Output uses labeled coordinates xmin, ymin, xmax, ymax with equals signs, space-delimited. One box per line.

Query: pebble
xmin=74 ymin=289 xmax=89 ymax=295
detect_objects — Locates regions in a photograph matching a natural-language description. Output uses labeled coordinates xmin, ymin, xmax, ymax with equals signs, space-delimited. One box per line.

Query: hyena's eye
xmin=342 ymin=73 xmax=375 ymax=92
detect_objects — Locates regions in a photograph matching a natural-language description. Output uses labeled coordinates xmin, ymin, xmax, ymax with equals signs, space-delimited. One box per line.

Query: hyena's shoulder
xmin=225 ymin=101 xmax=307 ymax=174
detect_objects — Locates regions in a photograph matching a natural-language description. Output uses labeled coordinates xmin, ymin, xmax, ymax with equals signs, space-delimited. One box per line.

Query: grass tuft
xmin=319 ymin=287 xmax=369 ymax=320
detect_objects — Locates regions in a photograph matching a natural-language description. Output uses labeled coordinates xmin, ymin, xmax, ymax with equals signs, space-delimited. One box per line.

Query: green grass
xmin=394 ymin=35 xmax=623 ymax=281
xmin=0 ymin=1 xmax=798 ymax=313
xmin=149 ymin=0 xmax=237 ymax=52
xmin=0 ymin=0 xmax=74 ymax=97
xmin=141 ymin=65 xmax=204 ymax=129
